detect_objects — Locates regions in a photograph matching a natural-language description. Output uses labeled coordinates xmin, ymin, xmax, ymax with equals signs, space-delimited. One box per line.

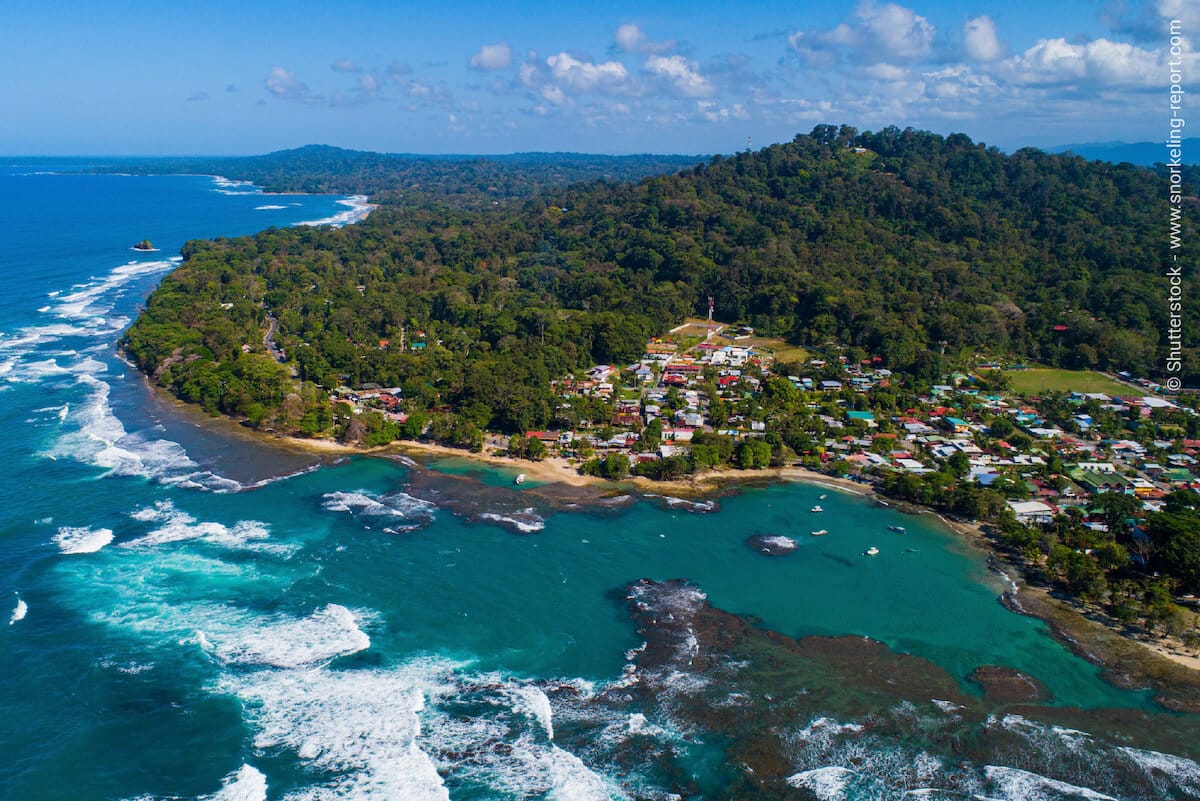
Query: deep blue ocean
xmin=1 ymin=164 xmax=1198 ymax=801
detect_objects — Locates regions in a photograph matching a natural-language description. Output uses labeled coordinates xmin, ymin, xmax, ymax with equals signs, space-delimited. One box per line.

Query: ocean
xmin=1 ymin=163 xmax=1198 ymax=801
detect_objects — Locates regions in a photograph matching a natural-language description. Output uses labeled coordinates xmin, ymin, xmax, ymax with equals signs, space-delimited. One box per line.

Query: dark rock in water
xmin=968 ymin=665 xmax=1048 ymax=703
xmin=132 ymin=239 xmax=153 ymax=251
xmin=746 ymin=534 xmax=798 ymax=556
xmin=610 ymin=579 xmax=1200 ymax=800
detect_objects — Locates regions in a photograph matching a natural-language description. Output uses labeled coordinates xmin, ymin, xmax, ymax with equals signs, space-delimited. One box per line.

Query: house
xmin=1008 ymin=500 xmax=1056 ymax=524
xmin=820 ymin=380 xmax=843 ymax=391
xmin=944 ymin=417 xmax=971 ymax=434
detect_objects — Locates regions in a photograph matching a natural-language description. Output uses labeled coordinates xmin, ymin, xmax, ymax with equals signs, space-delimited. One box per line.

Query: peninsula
xmin=123 ymin=126 xmax=1200 ymax=670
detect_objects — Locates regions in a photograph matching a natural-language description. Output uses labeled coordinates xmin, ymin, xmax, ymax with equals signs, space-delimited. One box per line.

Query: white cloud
xmin=1159 ymin=0 xmax=1197 ymax=19
xmin=696 ymin=100 xmax=750 ymax=122
xmin=789 ymin=1 xmax=935 ymax=64
xmin=921 ymin=65 xmax=997 ymax=103
xmin=1003 ymin=37 xmax=1159 ymax=86
xmin=963 ymin=16 xmax=1006 ymax=62
xmin=331 ymin=59 xmax=360 ymax=73
xmin=265 ymin=67 xmax=323 ymax=104
xmin=357 ymin=73 xmax=380 ymax=94
xmin=615 ymin=23 xmax=675 ymax=54
xmin=857 ymin=1 xmax=935 ymax=60
xmin=470 ymin=42 xmax=512 ymax=70
xmin=546 ymin=52 xmax=628 ymax=91
xmin=645 ymin=54 xmax=714 ymax=97
xmin=616 ymin=23 xmax=646 ymax=52
xmin=519 ymin=61 xmax=541 ymax=87
xmin=541 ymin=85 xmax=567 ymax=105
xmin=865 ymin=63 xmax=907 ymax=81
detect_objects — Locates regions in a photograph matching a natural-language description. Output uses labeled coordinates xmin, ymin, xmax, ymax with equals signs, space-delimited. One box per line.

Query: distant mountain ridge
xmin=1051 ymin=138 xmax=1200 ymax=166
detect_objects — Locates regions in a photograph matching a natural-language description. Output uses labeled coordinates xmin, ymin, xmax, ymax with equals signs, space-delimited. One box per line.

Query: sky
xmin=0 ymin=0 xmax=1194 ymax=155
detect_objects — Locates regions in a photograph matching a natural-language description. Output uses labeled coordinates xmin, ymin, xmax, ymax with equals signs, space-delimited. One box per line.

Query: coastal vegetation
xmin=125 ymin=126 xmax=1200 ymax=438
xmin=121 ymin=126 xmax=1200 ymax=648
xmin=93 ymin=145 xmax=704 ymax=209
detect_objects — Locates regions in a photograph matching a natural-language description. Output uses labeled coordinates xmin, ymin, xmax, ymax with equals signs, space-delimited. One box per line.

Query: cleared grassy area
xmin=1005 ymin=368 xmax=1145 ymax=397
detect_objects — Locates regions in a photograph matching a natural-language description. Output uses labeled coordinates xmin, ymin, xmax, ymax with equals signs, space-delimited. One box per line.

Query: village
xmin=328 ymin=317 xmax=1199 ymax=532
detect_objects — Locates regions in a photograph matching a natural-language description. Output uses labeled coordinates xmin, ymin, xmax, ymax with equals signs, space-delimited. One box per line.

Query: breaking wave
xmin=53 ymin=525 xmax=114 ymax=554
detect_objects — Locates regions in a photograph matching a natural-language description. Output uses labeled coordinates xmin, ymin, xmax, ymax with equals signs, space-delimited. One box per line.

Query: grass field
xmin=1004 ymin=368 xmax=1145 ymax=397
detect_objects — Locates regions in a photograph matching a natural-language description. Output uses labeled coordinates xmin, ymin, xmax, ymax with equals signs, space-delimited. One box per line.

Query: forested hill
xmin=124 ymin=126 xmax=1200 ymax=436
xmin=89 ymin=145 xmax=706 ymax=208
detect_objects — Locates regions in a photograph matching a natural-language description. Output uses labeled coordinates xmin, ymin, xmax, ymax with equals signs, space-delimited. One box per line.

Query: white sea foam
xmin=223 ymin=664 xmax=451 ymax=801
xmin=211 ymin=176 xmax=260 ymax=196
xmin=1117 ymin=746 xmax=1200 ymax=796
xmin=296 ymin=195 xmax=375 ymax=227
xmin=125 ymin=500 xmax=283 ymax=553
xmin=321 ymin=490 xmax=435 ymax=531
xmin=786 ymin=766 xmax=858 ymax=799
xmin=254 ymin=204 xmax=287 ymax=210
xmin=122 ymin=763 xmax=267 ymax=801
xmin=54 ymin=525 xmax=115 ymax=554
xmin=205 ymin=764 xmax=267 ymax=801
xmin=983 ymin=765 xmax=1116 ymax=800
xmin=759 ymin=535 xmax=797 ymax=551
xmin=198 ymin=604 xmax=370 ymax=669
xmin=655 ymin=495 xmax=717 ymax=513
xmin=477 ymin=507 xmax=545 ymax=533
xmin=511 ymin=685 xmax=556 ymax=740
xmin=9 ymin=595 xmax=27 ymax=625
xmin=53 ymin=259 xmax=176 ymax=320
xmin=51 ymin=375 xmax=242 ymax=492
xmin=796 ymin=717 xmax=866 ymax=741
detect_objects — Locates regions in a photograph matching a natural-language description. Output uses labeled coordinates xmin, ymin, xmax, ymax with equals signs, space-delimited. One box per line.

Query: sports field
xmin=1005 ymin=367 xmax=1145 ymax=396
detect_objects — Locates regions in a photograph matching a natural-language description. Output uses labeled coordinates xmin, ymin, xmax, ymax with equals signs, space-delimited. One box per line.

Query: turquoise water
xmin=1 ymin=165 xmax=1197 ymax=800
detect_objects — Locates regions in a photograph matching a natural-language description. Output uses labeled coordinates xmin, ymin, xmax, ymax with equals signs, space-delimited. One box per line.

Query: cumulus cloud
xmin=470 ymin=42 xmax=512 ymax=70
xmin=1002 ymin=37 xmax=1159 ymax=86
xmin=696 ymin=100 xmax=750 ymax=122
xmin=789 ymin=1 xmax=935 ymax=64
xmin=331 ymin=59 xmax=361 ymax=73
xmin=963 ymin=16 xmax=1006 ymax=61
xmin=546 ymin=52 xmax=628 ymax=91
xmin=614 ymin=23 xmax=676 ymax=54
xmin=265 ymin=67 xmax=323 ymax=104
xmin=858 ymin=1 xmax=935 ymax=59
xmin=1104 ymin=0 xmax=1197 ymax=44
xmin=921 ymin=65 xmax=997 ymax=102
xmin=185 ymin=91 xmax=209 ymax=102
xmin=645 ymin=54 xmax=714 ymax=97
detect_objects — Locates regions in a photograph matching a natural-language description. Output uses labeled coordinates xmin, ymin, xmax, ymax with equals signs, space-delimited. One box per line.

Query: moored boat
xmin=514 ymin=473 xmax=526 ymax=485
xmin=865 ymin=546 xmax=880 ymax=556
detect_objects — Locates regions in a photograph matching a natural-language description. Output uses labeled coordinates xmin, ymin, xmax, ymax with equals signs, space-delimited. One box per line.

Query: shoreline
xmin=138 ymin=384 xmax=1200 ymax=704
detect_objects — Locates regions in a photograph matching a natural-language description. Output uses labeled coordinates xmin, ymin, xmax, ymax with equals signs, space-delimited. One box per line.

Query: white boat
xmin=514 ymin=473 xmax=527 ymax=485
xmin=810 ymin=505 xmax=823 ymax=513
xmin=811 ymin=529 xmax=828 ymax=537
xmin=888 ymin=525 xmax=906 ymax=533
xmin=818 ymin=494 xmax=828 ymax=500
xmin=865 ymin=546 xmax=880 ymax=556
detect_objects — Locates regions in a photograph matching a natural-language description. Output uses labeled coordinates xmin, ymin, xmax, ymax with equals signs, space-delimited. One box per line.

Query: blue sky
xmin=1 ymin=0 xmax=1192 ymax=155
